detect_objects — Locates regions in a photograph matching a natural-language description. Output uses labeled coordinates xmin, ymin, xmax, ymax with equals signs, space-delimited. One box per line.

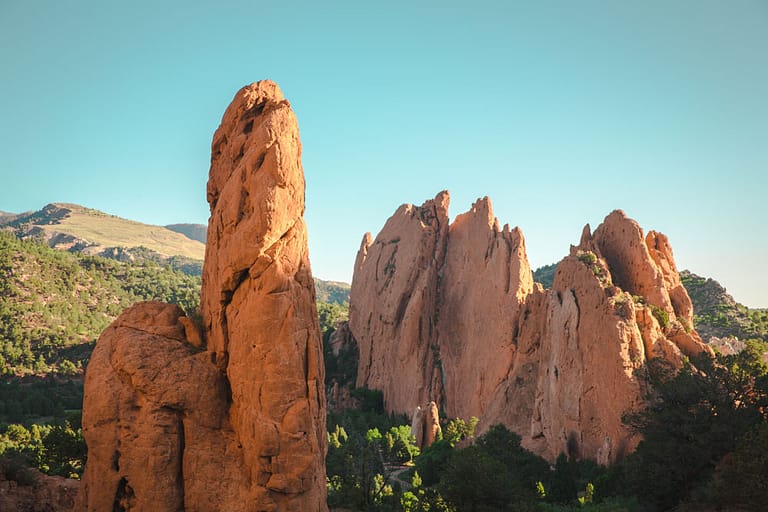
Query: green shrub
xmin=650 ymin=305 xmax=670 ymax=329
xmin=576 ymin=251 xmax=598 ymax=265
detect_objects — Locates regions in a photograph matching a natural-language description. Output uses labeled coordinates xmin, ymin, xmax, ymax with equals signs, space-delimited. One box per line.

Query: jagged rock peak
xmin=350 ymin=190 xmax=451 ymax=414
xmin=350 ymin=197 xmax=710 ymax=465
xmin=576 ymin=210 xmax=709 ymax=359
xmin=350 ymin=191 xmax=534 ymax=422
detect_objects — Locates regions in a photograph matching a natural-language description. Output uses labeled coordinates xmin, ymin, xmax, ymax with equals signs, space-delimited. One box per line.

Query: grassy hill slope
xmin=5 ymin=203 xmax=205 ymax=261
xmin=165 ymin=223 xmax=207 ymax=244
xmin=314 ymin=278 xmax=350 ymax=304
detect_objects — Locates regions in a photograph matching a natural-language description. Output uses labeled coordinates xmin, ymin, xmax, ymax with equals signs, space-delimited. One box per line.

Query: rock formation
xmin=348 ymin=195 xmax=709 ymax=464
xmin=410 ymin=401 xmax=442 ymax=450
xmin=438 ymin=197 xmax=533 ymax=423
xmin=350 ymin=192 xmax=449 ymax=414
xmin=0 ymin=470 xmax=79 ymax=512
xmin=78 ymin=81 xmax=327 ymax=511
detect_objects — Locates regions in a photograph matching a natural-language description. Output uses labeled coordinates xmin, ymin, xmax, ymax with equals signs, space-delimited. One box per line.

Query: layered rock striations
xmin=348 ymin=196 xmax=709 ymax=464
xmin=78 ymin=81 xmax=327 ymax=511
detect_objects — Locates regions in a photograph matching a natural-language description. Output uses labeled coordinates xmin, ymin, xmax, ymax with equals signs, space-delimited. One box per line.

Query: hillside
xmin=680 ymin=270 xmax=768 ymax=345
xmin=314 ymin=278 xmax=350 ymax=304
xmin=532 ymin=263 xmax=556 ymax=288
xmin=0 ymin=231 xmax=201 ymax=379
xmin=165 ymin=223 xmax=207 ymax=243
xmin=2 ymin=203 xmax=205 ymax=274
xmin=0 ymin=211 xmax=17 ymax=222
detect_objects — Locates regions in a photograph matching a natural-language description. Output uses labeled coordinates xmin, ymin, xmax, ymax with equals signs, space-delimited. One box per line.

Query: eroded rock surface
xmin=78 ymin=81 xmax=327 ymax=511
xmin=350 ymin=191 xmax=449 ymax=414
xmin=439 ymin=197 xmax=533 ymax=422
xmin=350 ymin=199 xmax=709 ymax=464
xmin=0 ymin=470 xmax=79 ymax=512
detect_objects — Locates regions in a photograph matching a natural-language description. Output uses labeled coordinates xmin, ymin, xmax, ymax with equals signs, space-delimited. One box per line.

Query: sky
xmin=0 ymin=1 xmax=766 ymax=307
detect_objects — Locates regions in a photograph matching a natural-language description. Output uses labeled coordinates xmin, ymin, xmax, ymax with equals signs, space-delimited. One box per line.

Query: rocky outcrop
xmin=77 ymin=302 xmax=238 ymax=511
xmin=78 ymin=81 xmax=327 ymax=511
xmin=438 ymin=197 xmax=533 ymax=422
xmin=201 ymin=80 xmax=326 ymax=510
xmin=350 ymin=198 xmax=710 ymax=464
xmin=410 ymin=401 xmax=441 ymax=450
xmin=0 ymin=470 xmax=78 ymax=512
xmin=350 ymin=191 xmax=449 ymax=414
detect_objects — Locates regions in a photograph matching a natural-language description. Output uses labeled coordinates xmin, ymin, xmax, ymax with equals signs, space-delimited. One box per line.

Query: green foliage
xmin=716 ymin=422 xmax=768 ymax=509
xmin=533 ymin=263 xmax=557 ymax=289
xmin=414 ymin=439 xmax=454 ymax=487
xmin=681 ymin=269 xmax=768 ymax=342
xmin=649 ymin=305 xmax=670 ymax=329
xmin=385 ymin=425 xmax=420 ymax=464
xmin=0 ymin=418 xmax=85 ymax=480
xmin=40 ymin=421 xmax=85 ymax=477
xmin=318 ymin=300 xmax=357 ymax=389
xmin=314 ymin=278 xmax=351 ymax=305
xmin=0 ymin=377 xmax=82 ymax=424
xmin=351 ymin=387 xmax=386 ymax=413
xmin=438 ymin=425 xmax=549 ymax=511
xmin=616 ymin=350 xmax=768 ymax=510
xmin=0 ymin=232 xmax=201 ymax=377
xmin=317 ymin=301 xmax=349 ymax=342
xmin=326 ymin=402 xmax=412 ymax=511
xmin=443 ymin=416 xmax=478 ymax=446
xmin=57 ymin=359 xmax=78 ymax=377
xmin=576 ymin=251 xmax=597 ymax=265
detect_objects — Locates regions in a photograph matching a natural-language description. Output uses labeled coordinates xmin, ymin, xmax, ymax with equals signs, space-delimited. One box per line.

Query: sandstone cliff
xmin=78 ymin=81 xmax=327 ymax=511
xmin=350 ymin=192 xmax=449 ymax=414
xmin=349 ymin=197 xmax=709 ymax=464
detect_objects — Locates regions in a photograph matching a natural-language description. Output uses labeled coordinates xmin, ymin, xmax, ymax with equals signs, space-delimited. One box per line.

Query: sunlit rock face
xmin=78 ymin=81 xmax=327 ymax=511
xmin=350 ymin=198 xmax=709 ymax=464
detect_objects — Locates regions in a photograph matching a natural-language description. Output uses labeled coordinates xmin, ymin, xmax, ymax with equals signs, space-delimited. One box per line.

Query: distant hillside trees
xmin=0 ymin=232 xmax=201 ymax=377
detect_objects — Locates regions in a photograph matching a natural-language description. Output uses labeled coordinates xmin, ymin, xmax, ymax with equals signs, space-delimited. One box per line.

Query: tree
xmin=717 ymin=422 xmax=768 ymax=510
xmin=41 ymin=421 xmax=86 ymax=477
xmin=619 ymin=351 xmax=768 ymax=509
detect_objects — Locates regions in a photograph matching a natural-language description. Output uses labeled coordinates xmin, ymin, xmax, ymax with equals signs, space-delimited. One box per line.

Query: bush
xmin=576 ymin=251 xmax=598 ymax=265
xmin=650 ymin=305 xmax=670 ymax=329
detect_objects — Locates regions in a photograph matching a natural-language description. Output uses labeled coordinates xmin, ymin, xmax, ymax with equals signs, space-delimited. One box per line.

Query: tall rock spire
xmin=78 ymin=81 xmax=327 ymax=511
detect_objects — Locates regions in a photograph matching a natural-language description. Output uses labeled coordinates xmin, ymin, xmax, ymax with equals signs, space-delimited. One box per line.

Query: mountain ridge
xmin=165 ymin=223 xmax=207 ymax=243
xmin=1 ymin=203 xmax=205 ymax=274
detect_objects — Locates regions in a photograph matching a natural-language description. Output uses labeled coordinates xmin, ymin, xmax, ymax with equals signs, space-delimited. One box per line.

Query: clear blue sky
xmin=1 ymin=1 xmax=766 ymax=307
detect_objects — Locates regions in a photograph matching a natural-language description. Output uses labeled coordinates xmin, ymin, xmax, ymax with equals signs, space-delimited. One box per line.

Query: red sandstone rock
xmin=350 ymin=199 xmax=708 ymax=464
xmin=439 ymin=197 xmax=533 ymax=422
xmin=526 ymin=257 xmax=648 ymax=463
xmin=423 ymin=401 xmax=442 ymax=449
xmin=78 ymin=81 xmax=327 ymax=511
xmin=77 ymin=302 xmax=237 ymax=512
xmin=410 ymin=401 xmax=442 ymax=450
xmin=0 ymin=470 xmax=78 ymax=512
xmin=350 ymin=191 xmax=450 ymax=414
